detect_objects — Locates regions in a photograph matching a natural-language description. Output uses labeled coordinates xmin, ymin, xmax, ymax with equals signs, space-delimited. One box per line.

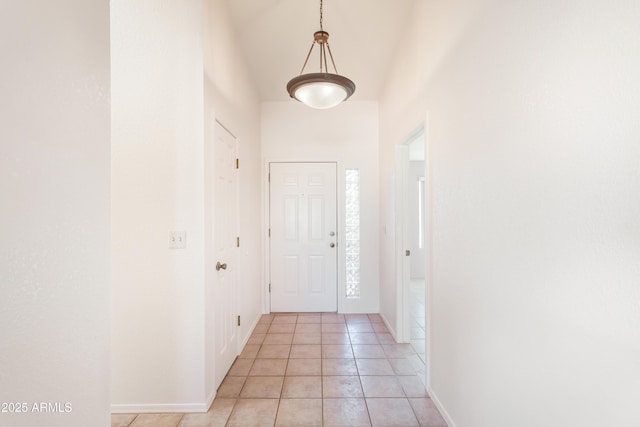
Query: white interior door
xmin=270 ymin=162 xmax=338 ymax=312
xmin=214 ymin=121 xmax=238 ymax=389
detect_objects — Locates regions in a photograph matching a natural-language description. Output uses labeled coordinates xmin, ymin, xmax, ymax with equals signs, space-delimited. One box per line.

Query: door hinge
xmin=268 ymin=172 xmax=270 ymax=182
xmin=236 ymin=158 xmax=239 ymax=169
xmin=268 ymin=228 xmax=271 ymax=237
xmin=236 ymin=236 xmax=240 ymax=247
xmin=268 ymin=283 xmax=271 ymax=293
xmin=237 ymin=315 xmax=241 ymax=326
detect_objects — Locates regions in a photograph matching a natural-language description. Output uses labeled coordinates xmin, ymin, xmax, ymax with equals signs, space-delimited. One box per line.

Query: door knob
xmin=329 ymin=243 xmax=335 ymax=248
xmin=216 ymin=262 xmax=227 ymax=271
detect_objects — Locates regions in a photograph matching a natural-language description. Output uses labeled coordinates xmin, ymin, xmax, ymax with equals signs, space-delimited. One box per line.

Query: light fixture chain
xmin=320 ymin=0 xmax=323 ymax=31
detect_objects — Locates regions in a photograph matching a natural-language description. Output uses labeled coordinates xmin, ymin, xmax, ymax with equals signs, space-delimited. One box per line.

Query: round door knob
xmin=216 ymin=262 xmax=227 ymax=271
xmin=329 ymin=243 xmax=335 ymax=248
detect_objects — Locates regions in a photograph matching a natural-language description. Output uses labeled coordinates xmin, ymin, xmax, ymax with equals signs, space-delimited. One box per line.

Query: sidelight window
xmin=345 ymin=169 xmax=360 ymax=298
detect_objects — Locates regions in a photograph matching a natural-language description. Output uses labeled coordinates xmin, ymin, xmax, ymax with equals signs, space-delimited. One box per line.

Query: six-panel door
xmin=269 ymin=162 xmax=338 ymax=312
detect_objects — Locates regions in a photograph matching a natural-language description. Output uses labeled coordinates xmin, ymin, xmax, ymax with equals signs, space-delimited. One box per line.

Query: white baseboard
xmin=111 ymin=316 xmax=264 ymax=415
xmin=428 ymin=388 xmax=457 ymax=427
xmin=379 ymin=313 xmax=398 ymax=341
xmin=241 ymin=313 xmax=262 ymax=348
xmin=111 ymin=402 xmax=210 ymax=414
xmin=205 ymin=389 xmax=216 ymax=412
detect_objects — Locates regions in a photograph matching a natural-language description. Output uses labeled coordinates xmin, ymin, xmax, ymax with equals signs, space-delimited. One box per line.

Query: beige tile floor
xmin=111 ymin=313 xmax=447 ymax=427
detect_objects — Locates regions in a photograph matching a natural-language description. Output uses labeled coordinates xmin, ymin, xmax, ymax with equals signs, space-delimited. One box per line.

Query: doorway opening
xmin=396 ymin=121 xmax=429 ymax=387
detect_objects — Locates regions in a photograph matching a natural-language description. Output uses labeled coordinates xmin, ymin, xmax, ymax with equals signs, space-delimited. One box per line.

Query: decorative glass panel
xmin=345 ymin=169 xmax=360 ymax=298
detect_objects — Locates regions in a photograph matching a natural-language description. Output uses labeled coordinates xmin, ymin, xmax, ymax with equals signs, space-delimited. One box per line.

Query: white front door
xmin=214 ymin=121 xmax=238 ymax=389
xmin=269 ymin=162 xmax=338 ymax=312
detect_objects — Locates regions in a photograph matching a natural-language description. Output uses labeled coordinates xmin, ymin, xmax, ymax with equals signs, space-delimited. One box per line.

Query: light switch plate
xmin=168 ymin=230 xmax=187 ymax=249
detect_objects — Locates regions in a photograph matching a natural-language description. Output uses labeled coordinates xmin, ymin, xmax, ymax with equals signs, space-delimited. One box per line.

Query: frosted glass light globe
xmin=287 ymin=72 xmax=355 ymax=109
xmin=294 ymin=82 xmax=348 ymax=109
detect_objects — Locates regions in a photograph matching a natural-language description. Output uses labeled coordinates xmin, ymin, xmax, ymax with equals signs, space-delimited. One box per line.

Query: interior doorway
xmin=407 ymin=142 xmax=426 ymax=362
xmin=396 ymin=122 xmax=428 ymax=385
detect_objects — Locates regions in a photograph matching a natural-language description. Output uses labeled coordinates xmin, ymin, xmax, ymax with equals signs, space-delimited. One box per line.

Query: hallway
xmin=111 ymin=313 xmax=446 ymax=427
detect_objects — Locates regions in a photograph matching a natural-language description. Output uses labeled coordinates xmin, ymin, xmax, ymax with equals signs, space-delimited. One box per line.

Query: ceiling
xmin=222 ymin=0 xmax=417 ymax=103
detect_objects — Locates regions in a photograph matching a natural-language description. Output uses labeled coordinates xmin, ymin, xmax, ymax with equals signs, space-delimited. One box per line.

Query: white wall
xmin=111 ymin=0 xmax=206 ymax=411
xmin=0 ymin=1 xmax=111 ymax=426
xmin=111 ymin=0 xmax=262 ymax=412
xmin=380 ymin=0 xmax=640 ymax=426
xmin=261 ymin=101 xmax=380 ymax=313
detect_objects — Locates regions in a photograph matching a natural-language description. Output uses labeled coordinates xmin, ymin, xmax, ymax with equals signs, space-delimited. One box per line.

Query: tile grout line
xmin=317 ymin=316 xmax=325 ymax=427
xmin=275 ymin=322 xmax=291 ymax=425
xmin=125 ymin=414 xmax=137 ymax=427
xmin=351 ymin=328 xmax=374 ymax=427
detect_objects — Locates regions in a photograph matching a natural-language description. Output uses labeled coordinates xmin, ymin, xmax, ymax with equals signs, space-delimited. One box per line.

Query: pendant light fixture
xmin=286 ymin=0 xmax=355 ymax=109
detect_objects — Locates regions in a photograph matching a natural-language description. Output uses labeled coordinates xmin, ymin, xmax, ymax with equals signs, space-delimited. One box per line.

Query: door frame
xmin=395 ymin=143 xmax=411 ymax=343
xmin=263 ymin=159 xmax=341 ymax=314
xmin=395 ymin=115 xmax=431 ymax=388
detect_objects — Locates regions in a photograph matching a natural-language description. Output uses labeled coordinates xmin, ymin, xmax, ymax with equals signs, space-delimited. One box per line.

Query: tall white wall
xmin=261 ymin=101 xmax=380 ymax=313
xmin=111 ymin=0 xmax=206 ymax=412
xmin=0 ymin=1 xmax=111 ymax=426
xmin=111 ymin=0 xmax=262 ymax=412
xmin=380 ymin=0 xmax=640 ymax=426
